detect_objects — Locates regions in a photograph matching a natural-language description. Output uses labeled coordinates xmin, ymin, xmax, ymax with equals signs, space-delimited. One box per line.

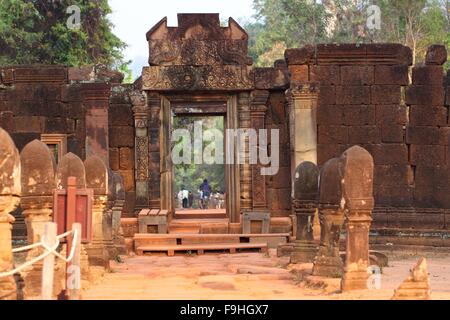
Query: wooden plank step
xmin=136 ymin=243 xmax=268 ymax=256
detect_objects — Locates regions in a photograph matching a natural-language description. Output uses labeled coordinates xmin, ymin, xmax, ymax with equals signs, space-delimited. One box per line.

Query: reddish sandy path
xmin=82 ymin=250 xmax=450 ymax=300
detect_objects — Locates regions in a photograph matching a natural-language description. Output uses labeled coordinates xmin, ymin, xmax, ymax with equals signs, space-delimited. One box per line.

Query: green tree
xmin=0 ymin=0 xmax=128 ymax=69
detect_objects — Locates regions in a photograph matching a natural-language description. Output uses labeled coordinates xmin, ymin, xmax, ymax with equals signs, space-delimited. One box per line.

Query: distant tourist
xmin=199 ymin=179 xmax=212 ymax=209
xmin=188 ymin=191 xmax=194 ymax=208
xmin=178 ymin=186 xmax=189 ymax=209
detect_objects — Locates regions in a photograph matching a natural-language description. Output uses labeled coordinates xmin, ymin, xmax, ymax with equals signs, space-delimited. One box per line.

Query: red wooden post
xmin=65 ymin=176 xmax=77 ymax=299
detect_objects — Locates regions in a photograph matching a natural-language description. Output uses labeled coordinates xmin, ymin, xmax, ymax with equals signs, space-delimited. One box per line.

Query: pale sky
xmin=109 ymin=0 xmax=256 ymax=78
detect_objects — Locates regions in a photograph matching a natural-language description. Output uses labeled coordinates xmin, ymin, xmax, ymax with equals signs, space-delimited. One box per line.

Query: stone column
xmin=287 ymin=84 xmax=319 ymax=181
xmin=85 ymin=156 xmax=111 ymax=268
xmin=290 ymin=161 xmax=319 ymax=263
xmin=340 ymin=146 xmax=374 ymax=291
xmin=20 ymin=140 xmax=56 ymax=297
xmin=111 ymin=172 xmax=126 ymax=255
xmin=83 ymin=83 xmax=111 ymax=165
xmin=238 ymin=92 xmax=252 ymax=211
xmin=0 ymin=128 xmax=20 ymax=300
xmin=313 ymin=158 xmax=345 ymax=278
xmin=250 ymin=90 xmax=269 ymax=210
xmin=131 ymin=91 xmax=150 ymax=213
xmin=147 ymin=93 xmax=161 ymax=209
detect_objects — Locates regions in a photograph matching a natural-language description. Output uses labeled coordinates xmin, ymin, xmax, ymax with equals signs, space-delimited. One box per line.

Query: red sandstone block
xmin=447 ymin=86 xmax=450 ymax=106
xmin=68 ymin=67 xmax=94 ymax=82
xmin=318 ymin=125 xmax=348 ymax=144
xmin=0 ymin=111 xmax=14 ymax=133
xmin=317 ymin=104 xmax=344 ymax=125
xmin=118 ymin=169 xmax=134 ymax=192
xmin=374 ymin=185 xmax=414 ymax=208
xmin=406 ymin=85 xmax=445 ymax=106
xmin=348 ymin=126 xmax=381 ymax=144
xmin=410 ymin=144 xmax=446 ymax=166
xmin=317 ymin=143 xmax=348 ymax=165
xmin=406 ymin=126 xmax=441 ymax=145
xmin=110 ymin=104 xmax=134 ymax=126
xmin=109 ymin=126 xmax=134 ymax=148
xmin=371 ymin=85 xmax=402 ymax=104
xmin=271 ymin=166 xmax=291 ymax=189
xmin=289 ymin=65 xmax=309 ymax=83
xmin=119 ymin=147 xmax=134 ymax=170
xmin=109 ymin=148 xmax=119 ymax=171
xmin=335 ymin=85 xmax=370 ymax=105
xmin=374 ymin=65 xmax=409 ymax=85
xmin=318 ymin=86 xmax=336 ymax=105
xmin=342 ymin=105 xmax=375 ymax=125
xmin=425 ymin=45 xmax=447 ymax=65
xmin=415 ymin=165 xmax=449 ymax=188
xmin=439 ymin=127 xmax=450 ymax=146
xmin=362 ymin=144 xmax=409 ymax=165
xmin=285 ymin=46 xmax=315 ymax=65
xmin=13 ymin=116 xmax=44 ymax=133
xmin=374 ymin=165 xmax=414 ymax=186
xmin=366 ymin=44 xmax=413 ymax=66
xmin=412 ymin=65 xmax=444 ymax=85
xmin=410 ymin=105 xmax=447 ymax=126
xmin=44 ymin=118 xmax=68 ymax=133
xmin=340 ymin=66 xmax=374 ymax=85
xmin=61 ymin=84 xmax=83 ymax=102
xmin=310 ymin=65 xmax=340 ymax=85
xmin=381 ymin=124 xmax=404 ymax=143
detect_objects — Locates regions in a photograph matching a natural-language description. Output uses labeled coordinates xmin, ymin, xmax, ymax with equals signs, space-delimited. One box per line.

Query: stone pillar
xmin=147 ymin=93 xmax=161 ymax=209
xmin=340 ymin=146 xmax=374 ymax=291
xmin=287 ymin=84 xmax=319 ymax=183
xmin=290 ymin=161 xmax=319 ymax=263
xmin=313 ymin=158 xmax=345 ymax=277
xmin=20 ymin=140 xmax=56 ymax=297
xmin=250 ymin=90 xmax=269 ymax=210
xmin=111 ymin=172 xmax=126 ymax=255
xmin=238 ymin=92 xmax=252 ymax=211
xmin=83 ymin=83 xmax=111 ymax=165
xmin=0 ymin=128 xmax=20 ymax=300
xmin=84 ymin=156 xmax=111 ymax=268
xmin=131 ymin=91 xmax=150 ymax=213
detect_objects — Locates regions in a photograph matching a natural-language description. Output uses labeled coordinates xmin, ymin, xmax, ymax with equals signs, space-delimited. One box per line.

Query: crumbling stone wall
xmin=286 ymin=44 xmax=450 ymax=242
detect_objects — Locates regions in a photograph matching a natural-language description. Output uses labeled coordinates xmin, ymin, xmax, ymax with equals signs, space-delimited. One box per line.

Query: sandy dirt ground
xmin=81 ymin=250 xmax=450 ymax=300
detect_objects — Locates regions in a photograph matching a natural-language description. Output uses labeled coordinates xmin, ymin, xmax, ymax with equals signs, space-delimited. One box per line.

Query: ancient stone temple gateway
xmin=0 ymin=13 xmax=449 ymax=299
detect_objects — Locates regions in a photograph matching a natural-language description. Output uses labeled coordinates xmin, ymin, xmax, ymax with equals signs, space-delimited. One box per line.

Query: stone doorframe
xmin=156 ymin=93 xmax=242 ymax=223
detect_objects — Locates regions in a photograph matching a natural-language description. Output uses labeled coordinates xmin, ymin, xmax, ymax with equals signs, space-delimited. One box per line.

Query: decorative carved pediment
xmin=146 ymin=14 xmax=252 ymax=66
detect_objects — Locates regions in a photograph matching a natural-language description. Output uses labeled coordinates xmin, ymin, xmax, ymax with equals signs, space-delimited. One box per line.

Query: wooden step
xmin=136 ymin=243 xmax=268 ymax=256
xmin=134 ymin=233 xmax=290 ymax=249
xmin=168 ymin=226 xmax=200 ymax=234
xmin=174 ymin=209 xmax=227 ymax=219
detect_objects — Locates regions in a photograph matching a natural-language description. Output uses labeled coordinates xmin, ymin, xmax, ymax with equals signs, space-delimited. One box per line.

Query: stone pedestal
xmin=85 ymin=196 xmax=110 ymax=269
xmin=312 ymin=205 xmax=344 ymax=278
xmin=392 ymin=257 xmax=431 ymax=300
xmin=112 ymin=199 xmax=126 ymax=255
xmin=0 ymin=207 xmax=16 ymax=300
xmin=291 ymin=200 xmax=317 ymax=263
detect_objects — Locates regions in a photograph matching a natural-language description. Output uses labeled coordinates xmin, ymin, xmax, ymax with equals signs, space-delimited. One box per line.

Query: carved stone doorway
xmin=160 ymin=94 xmax=241 ymax=223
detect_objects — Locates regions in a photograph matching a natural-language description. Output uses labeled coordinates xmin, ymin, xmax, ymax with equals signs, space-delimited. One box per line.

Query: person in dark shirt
xmin=199 ymin=179 xmax=212 ymax=209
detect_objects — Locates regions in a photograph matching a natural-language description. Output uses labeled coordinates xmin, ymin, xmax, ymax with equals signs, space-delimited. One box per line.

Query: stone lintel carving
xmin=142 ymin=65 xmax=254 ymax=91
xmin=340 ymin=146 xmax=374 ymax=292
xmin=131 ymin=91 xmax=150 ymax=211
xmin=291 ymin=161 xmax=319 ymax=264
xmin=313 ymin=158 xmax=345 ymax=278
xmin=250 ymin=90 xmax=269 ymax=210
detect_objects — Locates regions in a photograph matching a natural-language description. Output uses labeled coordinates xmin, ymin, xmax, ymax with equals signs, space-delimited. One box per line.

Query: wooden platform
xmin=136 ymin=242 xmax=268 ymax=256
xmin=134 ymin=233 xmax=290 ymax=255
xmin=168 ymin=218 xmax=229 ymax=234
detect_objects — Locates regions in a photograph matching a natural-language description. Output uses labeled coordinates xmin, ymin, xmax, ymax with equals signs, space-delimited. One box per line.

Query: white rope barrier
xmin=0 ymin=228 xmax=78 ymax=278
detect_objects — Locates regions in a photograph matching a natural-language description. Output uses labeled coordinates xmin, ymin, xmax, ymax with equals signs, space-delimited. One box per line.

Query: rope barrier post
xmin=41 ymin=222 xmax=57 ymax=300
xmin=62 ymin=176 xmax=77 ymax=300
xmin=67 ymin=223 xmax=82 ymax=300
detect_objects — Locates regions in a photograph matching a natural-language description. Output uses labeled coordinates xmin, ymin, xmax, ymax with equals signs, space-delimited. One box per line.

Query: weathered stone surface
xmin=392 ymin=258 xmax=430 ymax=300
xmin=340 ymin=146 xmax=374 ymax=291
xmin=406 ymin=85 xmax=445 ymax=106
xmin=85 ymin=156 xmax=108 ymax=195
xmin=0 ymin=127 xmax=20 ymax=300
xmin=336 ymin=86 xmax=370 ymax=105
xmin=109 ymin=126 xmax=135 ymax=148
xmin=348 ymin=126 xmax=381 ymax=144
xmin=409 ymin=105 xmax=448 ymax=126
xmin=371 ymin=85 xmax=401 ymax=104
xmin=413 ymin=65 xmax=444 ymax=85
xmin=285 ymin=45 xmax=315 ymax=65
xmin=310 ymin=65 xmax=340 ymax=85
xmin=55 ymin=152 xmax=86 ymax=188
xmin=342 ymin=105 xmax=375 ymax=126
xmin=340 ymin=66 xmax=373 ymax=85
xmin=425 ymin=45 xmax=447 ymax=65
xmin=374 ymin=65 xmax=409 ymax=85
xmin=313 ymin=158 xmax=344 ymax=278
